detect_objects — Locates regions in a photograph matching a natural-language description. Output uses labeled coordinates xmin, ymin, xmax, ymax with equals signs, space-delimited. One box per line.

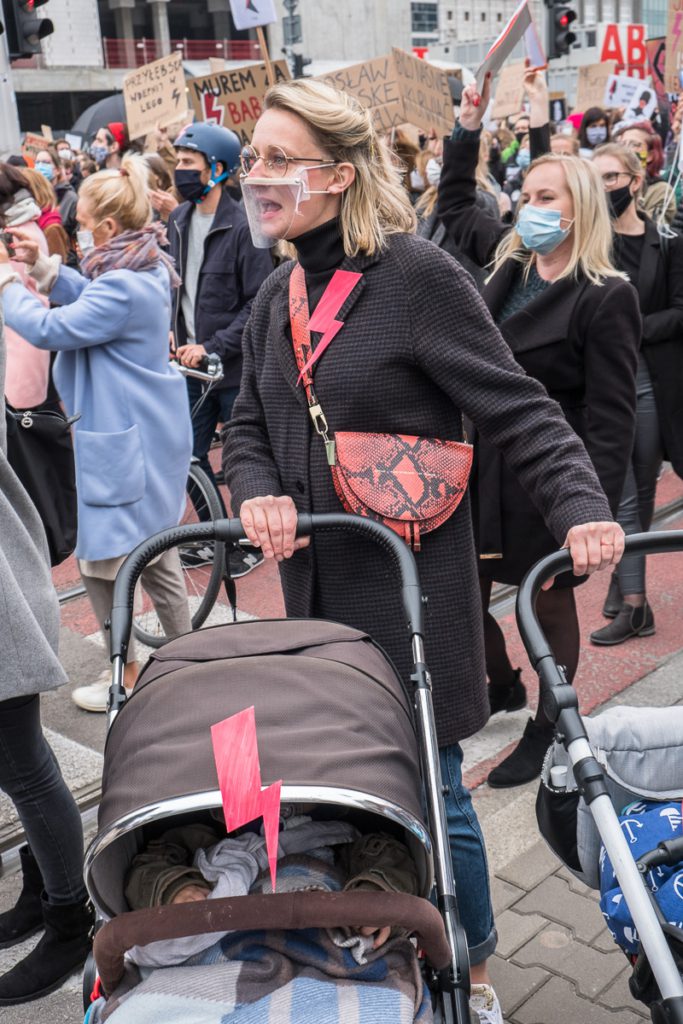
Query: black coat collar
xmin=173 ymin=186 xmax=237 ymax=234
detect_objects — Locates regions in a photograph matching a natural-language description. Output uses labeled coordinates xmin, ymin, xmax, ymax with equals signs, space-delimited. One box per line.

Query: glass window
xmin=464 ymin=10 xmax=470 ymax=19
xmin=411 ymin=2 xmax=438 ymax=34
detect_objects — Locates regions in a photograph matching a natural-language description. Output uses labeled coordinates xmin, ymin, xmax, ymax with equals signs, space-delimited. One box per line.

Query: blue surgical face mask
xmin=516 ymin=203 xmax=572 ymax=255
xmin=90 ymin=144 xmax=108 ymax=165
xmin=35 ymin=161 xmax=54 ymax=181
xmin=516 ymin=148 xmax=531 ymax=169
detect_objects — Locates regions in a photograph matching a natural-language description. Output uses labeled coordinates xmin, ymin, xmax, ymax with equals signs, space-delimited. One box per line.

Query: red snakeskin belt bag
xmin=289 ymin=263 xmax=472 ymax=551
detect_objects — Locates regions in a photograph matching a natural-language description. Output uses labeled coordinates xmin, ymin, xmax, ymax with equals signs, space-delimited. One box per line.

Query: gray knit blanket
xmin=100 ymin=927 xmax=433 ymax=1023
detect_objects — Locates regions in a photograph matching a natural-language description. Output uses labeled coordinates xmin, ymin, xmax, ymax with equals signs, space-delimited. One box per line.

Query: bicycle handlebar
xmin=109 ymin=514 xmax=425 ymax=662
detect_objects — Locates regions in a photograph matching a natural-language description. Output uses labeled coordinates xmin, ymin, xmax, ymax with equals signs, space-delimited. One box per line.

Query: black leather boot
xmin=602 ymin=571 xmax=622 ymax=619
xmin=0 ymin=894 xmax=94 ymax=1005
xmin=487 ymin=668 xmax=527 ymax=716
xmin=487 ymin=718 xmax=555 ymax=789
xmin=0 ymin=846 xmax=44 ymax=950
xmin=590 ymin=601 xmax=655 ymax=647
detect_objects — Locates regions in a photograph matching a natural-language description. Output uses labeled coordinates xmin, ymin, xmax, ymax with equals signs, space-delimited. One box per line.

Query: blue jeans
xmin=0 ymin=695 xmax=86 ymax=904
xmin=439 ymin=743 xmax=497 ymax=964
xmin=186 ymin=377 xmax=239 ymax=494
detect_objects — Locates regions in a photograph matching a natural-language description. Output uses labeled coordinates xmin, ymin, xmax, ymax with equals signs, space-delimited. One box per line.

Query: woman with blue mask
xmin=437 ymin=69 xmax=640 ymax=789
xmin=578 ymin=106 xmax=610 ymax=158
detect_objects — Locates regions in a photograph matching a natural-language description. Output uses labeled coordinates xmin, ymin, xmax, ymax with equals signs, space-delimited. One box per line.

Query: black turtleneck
xmin=292 ymin=217 xmax=346 ymax=313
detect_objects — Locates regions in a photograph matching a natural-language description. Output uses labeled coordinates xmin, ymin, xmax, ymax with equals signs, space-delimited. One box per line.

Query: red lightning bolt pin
xmin=211 ymin=707 xmax=282 ymax=889
xmin=296 ymin=270 xmax=362 ymax=384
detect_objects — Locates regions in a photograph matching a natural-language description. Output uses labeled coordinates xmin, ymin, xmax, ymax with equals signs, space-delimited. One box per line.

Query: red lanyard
xmin=289 ymin=263 xmax=362 ymax=388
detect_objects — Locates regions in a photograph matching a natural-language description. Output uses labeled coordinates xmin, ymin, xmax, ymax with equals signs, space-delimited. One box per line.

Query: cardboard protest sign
xmin=646 ymin=37 xmax=669 ymax=109
xmin=124 ymin=51 xmax=188 ymax=141
xmin=316 ymin=56 xmax=404 ymax=133
xmin=189 ymin=59 xmax=290 ymax=145
xmin=40 ymin=124 xmax=53 ymax=141
xmin=22 ymin=133 xmax=49 ymax=159
xmin=476 ymin=0 xmax=531 ymax=92
xmin=491 ymin=62 xmax=526 ymax=120
xmin=604 ymin=72 xmax=651 ymax=110
xmin=392 ymin=48 xmax=454 ymax=136
xmin=624 ymin=82 xmax=658 ymax=121
xmin=229 ymin=0 xmax=276 ymax=31
xmin=574 ymin=61 xmax=617 ymax=112
xmin=665 ymin=0 xmax=683 ymax=93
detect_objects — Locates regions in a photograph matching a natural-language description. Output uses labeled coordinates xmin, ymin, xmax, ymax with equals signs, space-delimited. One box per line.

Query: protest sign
xmin=665 ymin=0 xmax=683 ymax=92
xmin=491 ymin=62 xmax=525 ymax=120
xmin=64 ymin=132 xmax=83 ymax=152
xmin=623 ymin=82 xmax=658 ymax=121
xmin=524 ymin=16 xmax=546 ymax=68
xmin=574 ymin=61 xmax=617 ymax=111
xmin=229 ymin=0 xmax=276 ymax=31
xmin=209 ymin=57 xmax=227 ymax=73
xmin=604 ymin=72 xmax=651 ymax=110
xmin=124 ymin=51 xmax=188 ymax=141
xmin=316 ymin=56 xmax=404 ymax=133
xmin=189 ymin=59 xmax=290 ymax=145
xmin=40 ymin=124 xmax=53 ymax=141
xmin=599 ymin=23 xmax=648 ymax=77
xmin=549 ymin=94 xmax=567 ymax=123
xmin=22 ymin=133 xmax=49 ymax=159
xmin=646 ymin=37 xmax=668 ymax=108
xmin=392 ymin=48 xmax=454 ymax=135
xmin=476 ymin=0 xmax=531 ymax=92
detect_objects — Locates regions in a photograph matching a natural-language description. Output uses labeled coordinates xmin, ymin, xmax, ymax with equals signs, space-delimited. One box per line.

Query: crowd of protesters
xmin=0 ymin=64 xmax=682 ymax=1023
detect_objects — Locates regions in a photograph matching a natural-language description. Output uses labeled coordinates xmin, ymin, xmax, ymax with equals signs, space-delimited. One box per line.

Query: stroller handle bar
xmin=109 ymin=514 xmax=425 ymax=664
xmin=516 ymin=531 xmax=683 ymax=671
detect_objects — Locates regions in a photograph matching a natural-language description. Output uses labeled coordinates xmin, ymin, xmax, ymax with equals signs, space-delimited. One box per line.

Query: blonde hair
xmin=488 ymin=153 xmax=622 ymax=287
xmin=78 ymin=153 xmax=151 ymax=231
xmin=592 ymin=142 xmax=645 ymax=198
xmin=22 ymin=167 xmax=58 ymax=212
xmin=476 ymin=131 xmax=496 ymax=196
xmin=263 ymin=79 xmax=416 ymax=257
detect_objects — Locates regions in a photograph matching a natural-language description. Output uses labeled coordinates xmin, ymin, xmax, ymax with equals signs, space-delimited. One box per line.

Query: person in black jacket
xmin=436 ymin=71 xmax=640 ymax=789
xmin=223 ymin=78 xmax=627 ymax=1022
xmin=169 ymin=123 xmax=274 ymax=574
xmin=588 ymin=143 xmax=683 ymax=644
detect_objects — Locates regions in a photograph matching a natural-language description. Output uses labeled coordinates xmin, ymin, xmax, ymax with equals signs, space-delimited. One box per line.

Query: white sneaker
xmin=470 ymin=983 xmax=504 ymax=1024
xmin=71 ymin=670 xmax=111 ymax=713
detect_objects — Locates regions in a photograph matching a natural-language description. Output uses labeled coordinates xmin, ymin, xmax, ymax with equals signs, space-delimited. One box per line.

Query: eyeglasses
xmin=240 ymin=145 xmax=337 ymax=178
xmin=601 ymin=171 xmax=635 ymax=187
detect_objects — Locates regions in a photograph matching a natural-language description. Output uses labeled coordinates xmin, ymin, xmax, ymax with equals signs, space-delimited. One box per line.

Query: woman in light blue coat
xmin=0 ymin=154 xmax=193 ymax=711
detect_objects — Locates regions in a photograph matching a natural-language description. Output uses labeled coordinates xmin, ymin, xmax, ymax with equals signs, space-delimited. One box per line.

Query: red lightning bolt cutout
xmin=211 ymin=707 xmax=282 ymax=889
xmin=297 ymin=269 xmax=362 ymax=384
xmin=674 ymin=13 xmax=683 ymax=59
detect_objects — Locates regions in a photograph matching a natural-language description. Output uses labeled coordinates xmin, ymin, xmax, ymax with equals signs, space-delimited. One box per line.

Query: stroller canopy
xmin=87 ymin=619 xmax=431 ymax=917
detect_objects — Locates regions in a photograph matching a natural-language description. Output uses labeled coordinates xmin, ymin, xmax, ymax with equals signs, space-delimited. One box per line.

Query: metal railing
xmin=102 ymin=37 xmax=261 ymax=69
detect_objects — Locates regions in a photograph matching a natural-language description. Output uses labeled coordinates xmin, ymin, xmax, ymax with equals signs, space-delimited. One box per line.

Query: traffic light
xmin=292 ymin=53 xmax=311 ymax=78
xmin=547 ymin=3 xmax=577 ymax=60
xmin=6 ymin=0 xmax=54 ymax=59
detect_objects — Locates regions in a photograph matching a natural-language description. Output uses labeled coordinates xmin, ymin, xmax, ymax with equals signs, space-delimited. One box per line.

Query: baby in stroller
xmin=123 ymin=812 xmax=419 ymax=962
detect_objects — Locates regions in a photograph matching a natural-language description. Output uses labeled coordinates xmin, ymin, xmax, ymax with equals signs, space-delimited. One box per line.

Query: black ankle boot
xmin=0 ymin=846 xmax=44 ymax=950
xmin=602 ymin=571 xmax=622 ymax=619
xmin=488 ymin=669 xmax=527 ymax=716
xmin=487 ymin=718 xmax=555 ymax=789
xmin=0 ymin=894 xmax=94 ymax=1005
xmin=590 ymin=601 xmax=655 ymax=647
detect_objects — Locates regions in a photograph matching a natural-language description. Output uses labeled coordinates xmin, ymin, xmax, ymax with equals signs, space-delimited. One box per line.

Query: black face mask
xmin=608 ymin=183 xmax=634 ymax=219
xmin=174 ymin=168 xmax=209 ymax=204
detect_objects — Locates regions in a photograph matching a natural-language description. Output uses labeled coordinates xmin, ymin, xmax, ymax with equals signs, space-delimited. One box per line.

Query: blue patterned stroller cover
xmin=599 ymin=800 xmax=683 ymax=955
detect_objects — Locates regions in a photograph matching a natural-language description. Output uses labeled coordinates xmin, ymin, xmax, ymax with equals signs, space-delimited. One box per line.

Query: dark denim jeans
xmin=0 ymin=694 xmax=86 ymax=904
xmin=186 ymin=377 xmax=239 ymax=495
xmin=439 ymin=742 xmax=497 ymax=964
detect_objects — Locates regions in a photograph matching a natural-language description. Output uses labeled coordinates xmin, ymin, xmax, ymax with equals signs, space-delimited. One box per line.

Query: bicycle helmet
xmin=173 ymin=123 xmax=241 ymax=177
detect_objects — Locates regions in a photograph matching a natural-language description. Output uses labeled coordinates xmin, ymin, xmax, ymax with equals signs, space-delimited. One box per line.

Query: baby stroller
xmin=516 ymin=531 xmax=683 ymax=1024
xmin=82 ymin=513 xmax=473 ymax=1023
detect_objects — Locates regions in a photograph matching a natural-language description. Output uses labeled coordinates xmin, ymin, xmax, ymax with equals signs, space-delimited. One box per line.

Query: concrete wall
xmin=268 ymin=0 xmax=413 ymax=63
xmin=40 ymin=0 xmax=104 ymax=67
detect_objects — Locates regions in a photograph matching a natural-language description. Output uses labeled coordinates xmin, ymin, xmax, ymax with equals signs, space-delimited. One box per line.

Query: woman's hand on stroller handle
xmin=240 ymin=495 xmax=311 ymax=561
xmin=541 ymin=521 xmax=625 ymax=590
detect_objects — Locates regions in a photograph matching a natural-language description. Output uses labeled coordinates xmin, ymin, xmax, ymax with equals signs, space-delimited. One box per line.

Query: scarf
xmin=80 ymin=222 xmax=181 ymax=287
xmin=38 ymin=207 xmax=63 ymax=231
xmin=4 ymin=191 xmax=42 ymax=227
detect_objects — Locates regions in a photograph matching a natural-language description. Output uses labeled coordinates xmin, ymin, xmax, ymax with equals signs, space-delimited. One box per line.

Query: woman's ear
xmin=327 ymin=161 xmax=356 ymax=195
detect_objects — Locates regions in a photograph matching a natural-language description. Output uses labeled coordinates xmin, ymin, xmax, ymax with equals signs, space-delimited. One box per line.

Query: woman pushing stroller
xmin=0 ymin=154 xmax=193 ymax=712
xmin=222 ymin=78 xmax=634 ymax=1022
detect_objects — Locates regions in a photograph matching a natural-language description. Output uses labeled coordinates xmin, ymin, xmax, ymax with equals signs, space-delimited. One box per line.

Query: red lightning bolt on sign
xmin=674 ymin=12 xmax=683 ymax=56
xmin=297 ymin=269 xmax=362 ymax=383
xmin=211 ymin=707 xmax=282 ymax=889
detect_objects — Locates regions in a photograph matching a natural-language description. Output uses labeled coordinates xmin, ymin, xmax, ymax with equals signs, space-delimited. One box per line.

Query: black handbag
xmin=5 ymin=402 xmax=79 ymax=566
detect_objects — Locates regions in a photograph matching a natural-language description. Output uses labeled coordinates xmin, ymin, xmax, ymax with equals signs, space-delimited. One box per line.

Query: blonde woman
xmin=437 ymin=76 xmax=640 ymax=789
xmin=223 ymin=78 xmax=626 ymax=1023
xmin=0 ymin=154 xmax=193 ymax=712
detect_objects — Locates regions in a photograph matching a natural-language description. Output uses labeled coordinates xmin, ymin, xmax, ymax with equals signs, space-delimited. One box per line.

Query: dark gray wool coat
xmin=222 ymin=232 xmax=612 ymax=748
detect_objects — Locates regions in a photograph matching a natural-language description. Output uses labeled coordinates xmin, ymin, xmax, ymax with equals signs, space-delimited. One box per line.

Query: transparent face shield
xmin=241 ymin=169 xmax=333 ymax=249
